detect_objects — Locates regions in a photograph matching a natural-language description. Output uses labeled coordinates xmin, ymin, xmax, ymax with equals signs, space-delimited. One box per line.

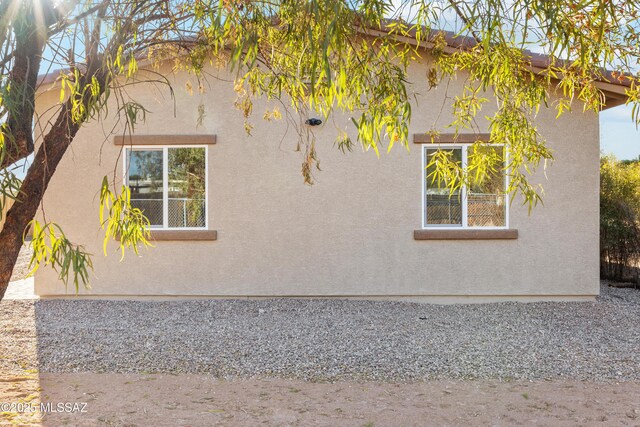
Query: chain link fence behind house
xmin=425 ymin=193 xmax=505 ymax=226
xmin=131 ymin=198 xmax=205 ymax=228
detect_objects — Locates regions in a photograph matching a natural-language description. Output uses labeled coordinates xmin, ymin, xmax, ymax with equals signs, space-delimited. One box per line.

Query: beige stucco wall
xmin=0 ymin=199 xmax=9 ymax=231
xmin=33 ymin=59 xmax=600 ymax=301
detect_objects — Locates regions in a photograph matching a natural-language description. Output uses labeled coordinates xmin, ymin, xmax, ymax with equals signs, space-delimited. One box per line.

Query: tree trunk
xmin=0 ymin=3 xmax=46 ymax=170
xmin=0 ymin=104 xmax=80 ymax=300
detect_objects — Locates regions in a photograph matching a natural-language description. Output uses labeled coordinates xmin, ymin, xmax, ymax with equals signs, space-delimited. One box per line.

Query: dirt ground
xmin=0 ymin=373 xmax=639 ymax=426
xmin=1 ymin=302 xmax=639 ymax=427
xmin=3 ymin=247 xmax=640 ymax=426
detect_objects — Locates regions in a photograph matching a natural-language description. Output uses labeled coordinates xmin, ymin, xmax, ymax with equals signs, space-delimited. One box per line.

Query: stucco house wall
xmin=0 ymin=199 xmax=9 ymax=232
xmin=33 ymin=58 xmax=601 ymax=302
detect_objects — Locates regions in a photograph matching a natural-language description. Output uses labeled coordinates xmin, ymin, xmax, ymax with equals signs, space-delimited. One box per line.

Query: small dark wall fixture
xmin=305 ymin=118 xmax=323 ymax=126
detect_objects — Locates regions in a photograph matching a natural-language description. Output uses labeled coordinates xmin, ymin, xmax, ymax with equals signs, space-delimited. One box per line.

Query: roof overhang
xmin=37 ymin=23 xmax=632 ymax=110
xmin=365 ymin=22 xmax=632 ymax=110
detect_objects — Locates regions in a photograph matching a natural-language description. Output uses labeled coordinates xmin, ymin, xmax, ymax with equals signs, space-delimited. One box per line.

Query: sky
xmin=601 ymin=105 xmax=640 ymax=160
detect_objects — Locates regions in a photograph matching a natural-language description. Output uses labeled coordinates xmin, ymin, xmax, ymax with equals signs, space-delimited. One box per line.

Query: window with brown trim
xmin=422 ymin=144 xmax=507 ymax=229
xmin=118 ymin=135 xmax=217 ymax=241
xmin=413 ymin=133 xmax=517 ymax=240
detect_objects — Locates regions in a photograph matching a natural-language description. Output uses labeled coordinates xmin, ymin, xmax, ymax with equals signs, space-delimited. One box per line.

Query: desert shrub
xmin=600 ymin=156 xmax=640 ymax=281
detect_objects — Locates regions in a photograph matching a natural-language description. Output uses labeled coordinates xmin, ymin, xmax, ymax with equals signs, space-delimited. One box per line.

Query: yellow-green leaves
xmin=426 ymin=148 xmax=463 ymax=196
xmin=467 ymin=144 xmax=503 ymax=188
xmin=0 ymin=170 xmax=21 ymax=223
xmin=114 ymin=45 xmax=125 ymax=74
xmin=430 ymin=39 xmax=555 ymax=208
xmin=57 ymin=69 xmax=108 ymax=125
xmin=625 ymin=82 xmax=640 ymax=127
xmin=29 ymin=221 xmax=93 ymax=294
xmin=99 ymin=177 xmax=152 ymax=260
xmin=451 ymin=86 xmax=488 ymax=131
xmin=120 ymin=102 xmax=148 ymax=131
xmin=202 ymin=0 xmax=414 ymax=178
xmin=127 ymin=56 xmax=138 ymax=79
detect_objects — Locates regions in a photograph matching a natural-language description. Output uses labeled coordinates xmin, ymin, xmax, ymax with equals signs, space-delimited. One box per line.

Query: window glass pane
xmin=127 ymin=149 xmax=164 ymax=227
xmin=425 ymin=148 xmax=462 ymax=226
xmin=168 ymin=147 xmax=206 ymax=228
xmin=467 ymin=145 xmax=506 ymax=227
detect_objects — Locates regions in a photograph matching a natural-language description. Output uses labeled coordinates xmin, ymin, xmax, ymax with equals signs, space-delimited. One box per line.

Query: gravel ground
xmin=1 ymin=282 xmax=639 ymax=382
xmin=0 ymin=297 xmax=37 ymax=375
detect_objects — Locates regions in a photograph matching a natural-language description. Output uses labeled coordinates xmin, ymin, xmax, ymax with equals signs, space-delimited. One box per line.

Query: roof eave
xmin=365 ymin=24 xmax=631 ymax=111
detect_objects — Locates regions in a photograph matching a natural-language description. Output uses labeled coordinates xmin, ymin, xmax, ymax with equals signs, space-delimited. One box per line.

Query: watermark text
xmin=0 ymin=402 xmax=88 ymax=414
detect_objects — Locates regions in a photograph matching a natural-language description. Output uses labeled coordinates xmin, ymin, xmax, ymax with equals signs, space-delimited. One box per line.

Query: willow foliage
xmin=184 ymin=0 xmax=640 ymax=203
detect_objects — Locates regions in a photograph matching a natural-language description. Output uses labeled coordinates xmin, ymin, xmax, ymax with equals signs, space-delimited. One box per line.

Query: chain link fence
xmin=467 ymin=194 xmax=506 ymax=227
xmin=425 ymin=193 xmax=505 ymax=226
xmin=131 ymin=198 xmax=205 ymax=228
xmin=425 ymin=194 xmax=462 ymax=225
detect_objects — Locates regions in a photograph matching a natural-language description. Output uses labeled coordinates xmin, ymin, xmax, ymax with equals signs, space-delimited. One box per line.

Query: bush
xmin=600 ymin=155 xmax=640 ymax=281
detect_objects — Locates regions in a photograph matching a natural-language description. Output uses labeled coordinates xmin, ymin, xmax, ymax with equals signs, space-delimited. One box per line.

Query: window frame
xmin=123 ymin=144 xmax=209 ymax=231
xmin=421 ymin=143 xmax=509 ymax=230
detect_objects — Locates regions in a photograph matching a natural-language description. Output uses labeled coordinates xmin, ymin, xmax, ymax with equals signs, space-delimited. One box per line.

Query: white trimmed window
xmin=124 ymin=146 xmax=208 ymax=230
xmin=422 ymin=144 xmax=508 ymax=229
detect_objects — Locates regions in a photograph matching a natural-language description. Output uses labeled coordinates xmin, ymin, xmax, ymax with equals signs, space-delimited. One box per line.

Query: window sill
xmin=414 ymin=229 xmax=518 ymax=240
xmin=149 ymin=230 xmax=218 ymax=241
